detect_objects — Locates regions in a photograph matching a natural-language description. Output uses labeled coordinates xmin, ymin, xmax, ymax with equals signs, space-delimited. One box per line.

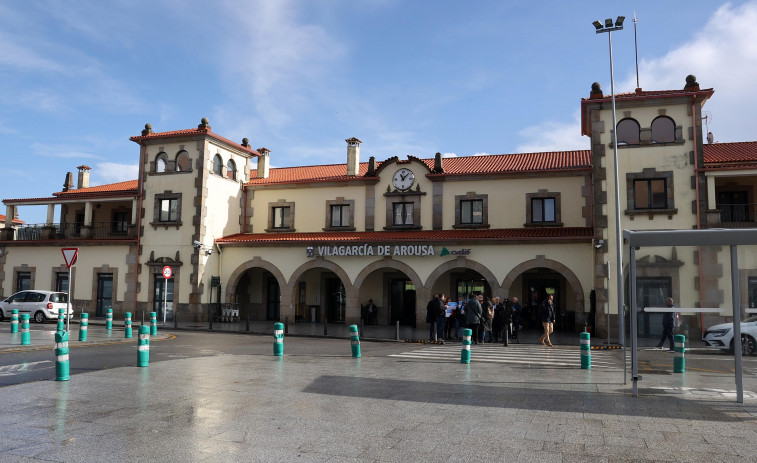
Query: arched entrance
xmin=354 ymin=259 xmax=423 ymax=327
xmin=227 ymin=258 xmax=287 ymax=322
xmin=289 ymin=260 xmax=352 ymax=323
xmin=502 ymin=257 xmax=585 ymax=333
xmin=426 ymin=257 xmax=501 ymax=304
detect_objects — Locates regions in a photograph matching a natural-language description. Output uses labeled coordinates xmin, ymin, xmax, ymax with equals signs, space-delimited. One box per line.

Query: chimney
xmin=367 ymin=156 xmax=377 ymax=176
xmin=63 ymin=172 xmax=74 ymax=192
xmin=77 ymin=165 xmax=91 ymax=189
xmin=433 ymin=152 xmax=444 ymax=173
xmin=256 ymin=148 xmax=270 ymax=178
xmin=684 ymin=74 xmax=700 ymax=92
xmin=346 ymin=137 xmax=362 ymax=176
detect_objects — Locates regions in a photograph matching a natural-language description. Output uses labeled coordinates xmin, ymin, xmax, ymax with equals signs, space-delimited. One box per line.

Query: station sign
xmin=305 ymin=245 xmax=471 ymax=258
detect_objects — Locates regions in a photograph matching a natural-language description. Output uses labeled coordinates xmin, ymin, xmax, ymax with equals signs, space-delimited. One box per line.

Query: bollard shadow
xmin=302 ymin=375 xmax=753 ymax=423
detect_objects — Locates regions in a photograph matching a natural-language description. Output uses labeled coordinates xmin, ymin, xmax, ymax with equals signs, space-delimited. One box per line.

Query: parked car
xmin=702 ymin=315 xmax=757 ymax=355
xmin=0 ymin=290 xmax=74 ymax=323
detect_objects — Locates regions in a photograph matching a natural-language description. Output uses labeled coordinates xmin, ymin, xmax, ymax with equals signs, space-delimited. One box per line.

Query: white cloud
xmin=619 ymin=1 xmax=757 ymax=143
xmin=516 ymin=111 xmax=587 ymax=153
xmin=30 ymin=142 xmax=101 ymax=160
xmin=95 ymin=162 xmax=138 ymax=184
xmin=441 ymin=152 xmax=458 ymax=158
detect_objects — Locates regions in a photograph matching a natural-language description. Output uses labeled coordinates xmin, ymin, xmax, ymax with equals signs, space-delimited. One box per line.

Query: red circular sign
xmin=162 ymin=266 xmax=172 ymax=279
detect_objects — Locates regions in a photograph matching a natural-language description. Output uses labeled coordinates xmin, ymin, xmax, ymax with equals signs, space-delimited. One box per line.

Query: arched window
xmin=651 ymin=116 xmax=676 ymax=143
xmin=175 ymin=150 xmax=190 ymax=172
xmin=212 ymin=154 xmax=223 ymax=176
xmin=226 ymin=159 xmax=237 ymax=180
xmin=616 ymin=118 xmax=640 ymax=145
xmin=155 ymin=152 xmax=168 ymax=173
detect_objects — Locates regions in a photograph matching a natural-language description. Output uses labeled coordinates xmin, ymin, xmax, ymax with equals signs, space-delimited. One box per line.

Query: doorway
xmin=153 ymin=274 xmax=174 ymax=322
xmin=325 ymin=278 xmax=345 ymax=322
xmin=96 ymin=273 xmax=113 ymax=318
xmin=524 ymin=278 xmax=560 ymax=330
xmin=390 ymin=279 xmax=416 ymax=327
xmin=266 ymin=277 xmax=280 ymax=320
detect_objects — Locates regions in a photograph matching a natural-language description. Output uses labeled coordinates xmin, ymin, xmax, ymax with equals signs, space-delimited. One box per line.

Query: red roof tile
xmin=703 ymin=142 xmax=757 ymax=168
xmin=54 ymin=180 xmax=139 ymax=197
xmin=0 ymin=214 xmax=24 ymax=225
xmin=246 ymin=151 xmax=591 ymax=185
xmin=130 ymin=128 xmax=259 ymax=156
xmin=216 ymin=227 xmax=594 ymax=245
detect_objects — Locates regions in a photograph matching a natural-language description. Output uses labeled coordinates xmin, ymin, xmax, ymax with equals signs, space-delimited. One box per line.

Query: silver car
xmin=702 ymin=315 xmax=757 ymax=355
xmin=0 ymin=290 xmax=74 ymax=323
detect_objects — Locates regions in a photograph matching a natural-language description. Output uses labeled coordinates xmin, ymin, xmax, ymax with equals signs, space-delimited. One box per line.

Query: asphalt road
xmin=1 ymin=326 xmax=755 ymax=387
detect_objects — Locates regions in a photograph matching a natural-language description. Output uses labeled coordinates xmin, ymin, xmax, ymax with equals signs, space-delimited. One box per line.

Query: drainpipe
xmin=692 ymin=99 xmax=705 ymax=330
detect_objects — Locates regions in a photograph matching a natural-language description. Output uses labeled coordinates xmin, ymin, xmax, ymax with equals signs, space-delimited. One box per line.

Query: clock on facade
xmin=392 ymin=168 xmax=415 ymax=191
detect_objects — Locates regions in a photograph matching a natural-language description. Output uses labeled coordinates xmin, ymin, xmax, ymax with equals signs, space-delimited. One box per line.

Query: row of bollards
xmin=579 ymin=331 xmax=685 ymax=373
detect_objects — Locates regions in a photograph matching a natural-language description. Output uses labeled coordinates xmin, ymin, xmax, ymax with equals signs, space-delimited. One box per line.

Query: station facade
xmin=2 ymin=77 xmax=757 ymax=338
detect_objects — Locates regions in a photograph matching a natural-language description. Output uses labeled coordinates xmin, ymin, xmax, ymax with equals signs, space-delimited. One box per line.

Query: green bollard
xmin=580 ymin=331 xmax=591 ymax=369
xmin=124 ymin=312 xmax=133 ymax=339
xmin=55 ymin=330 xmax=70 ymax=381
xmin=461 ymin=328 xmax=472 ymax=364
xmin=673 ymin=334 xmax=686 ymax=373
xmin=78 ymin=313 xmax=88 ymax=342
xmin=10 ymin=309 xmax=18 ymax=333
xmin=349 ymin=324 xmax=361 ymax=358
xmin=150 ymin=311 xmax=157 ymax=336
xmin=137 ymin=325 xmax=150 ymax=367
xmin=57 ymin=308 xmax=65 ymax=331
xmin=20 ymin=314 xmax=31 ymax=345
xmin=273 ymin=322 xmax=284 ymax=356
xmin=106 ymin=308 xmax=113 ymax=330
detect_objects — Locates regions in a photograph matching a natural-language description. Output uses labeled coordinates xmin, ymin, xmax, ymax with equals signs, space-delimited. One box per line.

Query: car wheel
xmin=33 ymin=311 xmax=46 ymax=324
xmin=742 ymin=335 xmax=756 ymax=356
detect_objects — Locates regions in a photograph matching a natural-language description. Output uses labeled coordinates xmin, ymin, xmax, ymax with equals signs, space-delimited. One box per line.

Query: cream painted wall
xmin=441 ymin=176 xmax=587 ymax=228
xmin=373 ymin=160 xmax=434 ymax=230
xmin=1 ymin=245 xmax=130 ymax=301
xmin=249 ymin=185 xmax=366 ymax=233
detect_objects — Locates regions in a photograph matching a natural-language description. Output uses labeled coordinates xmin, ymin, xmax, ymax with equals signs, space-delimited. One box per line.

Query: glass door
xmin=154 ymin=275 xmax=174 ymax=322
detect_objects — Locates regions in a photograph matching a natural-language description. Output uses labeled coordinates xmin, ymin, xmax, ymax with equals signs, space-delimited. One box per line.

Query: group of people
xmin=426 ymin=293 xmax=528 ymax=345
xmin=426 ymin=292 xmax=557 ymax=346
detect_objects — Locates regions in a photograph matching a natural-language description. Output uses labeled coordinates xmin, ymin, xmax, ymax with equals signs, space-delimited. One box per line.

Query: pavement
xmin=0 ymin=324 xmax=756 ymax=462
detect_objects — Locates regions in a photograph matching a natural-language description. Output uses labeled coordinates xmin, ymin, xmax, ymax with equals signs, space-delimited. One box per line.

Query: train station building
xmin=2 ymin=76 xmax=756 ymax=339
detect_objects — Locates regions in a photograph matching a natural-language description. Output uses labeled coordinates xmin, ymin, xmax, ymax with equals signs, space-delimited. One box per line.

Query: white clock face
xmin=392 ymin=168 xmax=415 ymax=190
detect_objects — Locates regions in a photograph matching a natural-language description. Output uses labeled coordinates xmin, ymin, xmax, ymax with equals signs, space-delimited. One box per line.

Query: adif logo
xmin=440 ymin=247 xmax=451 ymax=257
xmin=440 ymin=247 xmax=471 ymax=257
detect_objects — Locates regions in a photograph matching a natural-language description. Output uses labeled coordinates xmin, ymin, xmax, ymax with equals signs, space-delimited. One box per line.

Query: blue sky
xmin=2 ymin=0 xmax=756 ymax=224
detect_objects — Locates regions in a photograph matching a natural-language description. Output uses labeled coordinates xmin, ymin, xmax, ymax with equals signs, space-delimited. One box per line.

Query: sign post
xmin=61 ymin=248 xmax=79 ymax=332
xmin=162 ymin=266 xmax=172 ymax=325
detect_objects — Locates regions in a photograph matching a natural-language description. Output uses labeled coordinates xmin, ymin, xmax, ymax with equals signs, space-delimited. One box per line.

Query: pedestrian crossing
xmin=389 ymin=343 xmax=621 ymax=368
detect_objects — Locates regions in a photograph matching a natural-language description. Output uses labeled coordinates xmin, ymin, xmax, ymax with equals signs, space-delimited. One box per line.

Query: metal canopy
xmin=623 ymin=228 xmax=757 ymax=404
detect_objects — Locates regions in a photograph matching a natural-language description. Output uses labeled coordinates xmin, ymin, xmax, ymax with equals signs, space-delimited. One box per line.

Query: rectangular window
xmin=56 ymin=273 xmax=69 ymax=292
xmin=159 ymin=199 xmax=179 ymax=222
xmin=634 ymin=179 xmax=667 ymax=209
xmin=393 ymin=202 xmax=413 ymax=226
xmin=330 ymin=205 xmax=350 ymax=227
xmin=112 ymin=212 xmax=129 ymax=233
xmin=460 ymin=199 xmax=483 ymax=224
xmin=531 ymin=198 xmax=556 ymax=222
xmin=272 ymin=206 xmax=291 ymax=229
xmin=16 ymin=272 xmax=31 ymax=292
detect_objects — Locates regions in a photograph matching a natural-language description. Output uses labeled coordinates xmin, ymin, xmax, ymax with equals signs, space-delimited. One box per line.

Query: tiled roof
xmin=246 ymin=151 xmax=591 ymax=185
xmin=583 ymin=87 xmax=714 ymax=102
xmin=703 ymin=142 xmax=757 ymax=168
xmin=130 ymin=128 xmax=259 ymax=156
xmin=54 ymin=180 xmax=139 ymax=197
xmin=216 ymin=227 xmax=594 ymax=244
xmin=0 ymin=214 xmax=24 ymax=225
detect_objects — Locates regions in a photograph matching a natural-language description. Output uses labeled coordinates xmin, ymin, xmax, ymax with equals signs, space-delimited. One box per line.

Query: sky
xmin=2 ymin=0 xmax=756 ymax=224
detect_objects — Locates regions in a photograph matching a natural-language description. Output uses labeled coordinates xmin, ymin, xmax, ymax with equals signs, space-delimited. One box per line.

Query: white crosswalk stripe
xmin=390 ymin=344 xmax=621 ymax=368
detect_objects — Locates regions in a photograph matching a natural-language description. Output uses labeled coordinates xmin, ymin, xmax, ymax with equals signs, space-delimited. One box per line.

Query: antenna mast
xmin=633 ymin=12 xmax=640 ymax=89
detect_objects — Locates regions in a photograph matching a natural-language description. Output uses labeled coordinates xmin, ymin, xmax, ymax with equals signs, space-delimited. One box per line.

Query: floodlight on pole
xmin=593 ymin=16 xmax=625 ymax=346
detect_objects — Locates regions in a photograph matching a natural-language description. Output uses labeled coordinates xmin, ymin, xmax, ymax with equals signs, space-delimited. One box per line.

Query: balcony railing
xmin=10 ymin=222 xmax=136 ymax=241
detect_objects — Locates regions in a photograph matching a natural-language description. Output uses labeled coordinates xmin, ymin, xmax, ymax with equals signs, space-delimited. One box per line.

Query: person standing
xmin=465 ymin=293 xmax=482 ymax=344
xmin=538 ymin=294 xmax=556 ymax=347
xmin=364 ymin=299 xmax=377 ymax=325
xmin=656 ymin=297 xmax=677 ymax=351
xmin=510 ymin=297 xmax=522 ymax=342
xmin=492 ymin=297 xmax=505 ymax=342
xmin=480 ymin=296 xmax=494 ymax=343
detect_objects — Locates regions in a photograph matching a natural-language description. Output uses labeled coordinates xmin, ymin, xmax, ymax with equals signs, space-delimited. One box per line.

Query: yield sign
xmin=61 ymin=248 xmax=79 ymax=269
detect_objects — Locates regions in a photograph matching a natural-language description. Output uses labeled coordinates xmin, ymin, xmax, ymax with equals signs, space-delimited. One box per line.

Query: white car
xmin=702 ymin=315 xmax=757 ymax=355
xmin=0 ymin=290 xmax=74 ymax=323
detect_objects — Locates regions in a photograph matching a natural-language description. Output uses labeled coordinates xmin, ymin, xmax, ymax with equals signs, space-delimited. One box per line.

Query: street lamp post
xmin=593 ymin=16 xmax=625 ymax=346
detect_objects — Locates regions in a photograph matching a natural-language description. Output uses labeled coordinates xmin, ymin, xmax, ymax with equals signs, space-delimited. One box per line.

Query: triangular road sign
xmin=62 ymin=248 xmax=79 ymax=268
